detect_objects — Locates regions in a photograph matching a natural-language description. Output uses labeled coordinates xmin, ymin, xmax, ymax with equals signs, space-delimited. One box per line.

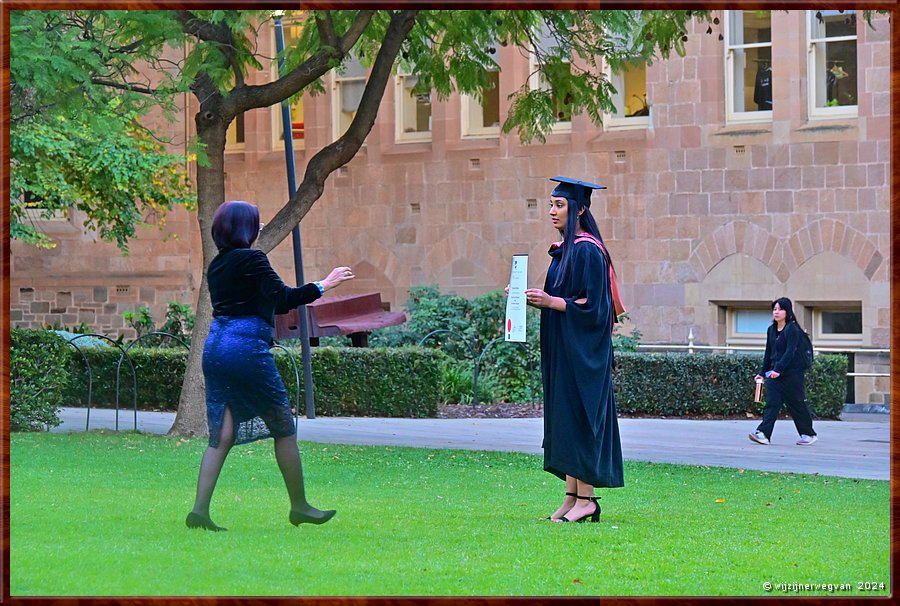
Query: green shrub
xmin=62 ymin=343 xmax=442 ymax=418
xmin=613 ymin=352 xmax=847 ymax=419
xmin=10 ymin=329 xmax=73 ymax=430
xmin=369 ymin=285 xmax=640 ymax=404
xmin=275 ymin=346 xmax=442 ymax=417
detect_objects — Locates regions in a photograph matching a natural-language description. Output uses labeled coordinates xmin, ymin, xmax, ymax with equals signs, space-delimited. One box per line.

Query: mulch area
xmin=437 ymin=403 xmax=760 ymax=421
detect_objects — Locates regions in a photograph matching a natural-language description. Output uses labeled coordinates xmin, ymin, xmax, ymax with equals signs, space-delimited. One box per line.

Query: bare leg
xmin=548 ymin=475 xmax=577 ymax=520
xmin=186 ymin=407 xmax=234 ymax=531
xmin=273 ymin=434 xmax=336 ymax=526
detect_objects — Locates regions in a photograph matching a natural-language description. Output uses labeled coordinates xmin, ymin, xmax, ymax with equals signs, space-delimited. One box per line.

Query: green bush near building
xmin=9 ymin=329 xmax=73 ymax=431
xmin=614 ymin=351 xmax=848 ymax=419
xmin=10 ymin=327 xmax=847 ymax=430
xmin=58 ymin=343 xmax=442 ymax=418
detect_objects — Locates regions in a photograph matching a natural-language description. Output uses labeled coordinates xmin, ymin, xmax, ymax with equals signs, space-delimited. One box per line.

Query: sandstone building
xmin=10 ymin=10 xmax=890 ymax=404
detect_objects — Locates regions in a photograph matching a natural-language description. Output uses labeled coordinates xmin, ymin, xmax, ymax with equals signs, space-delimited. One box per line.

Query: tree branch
xmin=315 ymin=11 xmax=338 ymax=47
xmin=222 ymin=11 xmax=375 ymax=118
xmin=258 ymin=10 xmax=418 ymax=251
xmin=338 ymin=10 xmax=376 ymax=54
xmin=90 ymin=78 xmax=157 ymax=95
xmin=176 ymin=10 xmax=245 ymax=89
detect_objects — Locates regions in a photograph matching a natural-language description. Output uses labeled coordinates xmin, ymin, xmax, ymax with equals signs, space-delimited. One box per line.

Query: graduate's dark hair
xmin=771 ymin=297 xmax=800 ymax=327
xmin=552 ymin=196 xmax=612 ymax=289
xmin=211 ymin=200 xmax=260 ymax=249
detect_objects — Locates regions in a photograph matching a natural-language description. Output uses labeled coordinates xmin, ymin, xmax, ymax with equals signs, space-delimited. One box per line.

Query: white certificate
xmin=505 ymin=254 xmax=528 ymax=342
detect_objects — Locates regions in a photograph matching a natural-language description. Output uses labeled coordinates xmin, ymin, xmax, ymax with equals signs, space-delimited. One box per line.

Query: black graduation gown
xmin=540 ymin=239 xmax=624 ymax=488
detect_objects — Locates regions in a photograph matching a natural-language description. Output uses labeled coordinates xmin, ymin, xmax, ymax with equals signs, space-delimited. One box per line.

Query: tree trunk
xmin=168 ymin=113 xmax=226 ymax=438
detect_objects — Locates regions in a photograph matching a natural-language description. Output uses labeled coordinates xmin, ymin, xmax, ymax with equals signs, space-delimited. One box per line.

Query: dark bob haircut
xmin=211 ymin=201 xmax=260 ymax=249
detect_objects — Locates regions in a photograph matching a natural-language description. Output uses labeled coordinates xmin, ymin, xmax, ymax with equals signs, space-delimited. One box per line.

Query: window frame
xmin=331 ymin=55 xmax=368 ymax=142
xmin=726 ymin=306 xmax=772 ymax=349
xmin=270 ymin=19 xmax=306 ymax=151
xmin=813 ymin=307 xmax=863 ymax=345
xmin=723 ymin=10 xmax=774 ymax=124
xmin=603 ymin=59 xmax=650 ymax=130
xmin=225 ymin=112 xmax=245 ymax=152
xmin=806 ymin=10 xmax=858 ymax=120
xmin=394 ymin=70 xmax=433 ymax=143
xmin=528 ymin=24 xmax=572 ymax=135
xmin=461 ymin=68 xmax=501 ymax=139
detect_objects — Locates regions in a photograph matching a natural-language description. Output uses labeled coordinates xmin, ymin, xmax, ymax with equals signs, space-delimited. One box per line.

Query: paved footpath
xmin=54 ymin=407 xmax=889 ymax=481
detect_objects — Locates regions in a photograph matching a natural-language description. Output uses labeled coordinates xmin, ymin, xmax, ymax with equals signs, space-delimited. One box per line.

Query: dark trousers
xmin=756 ymin=374 xmax=816 ymax=440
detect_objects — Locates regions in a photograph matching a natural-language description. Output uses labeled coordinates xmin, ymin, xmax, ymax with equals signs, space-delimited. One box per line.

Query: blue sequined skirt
xmin=203 ymin=316 xmax=296 ymax=447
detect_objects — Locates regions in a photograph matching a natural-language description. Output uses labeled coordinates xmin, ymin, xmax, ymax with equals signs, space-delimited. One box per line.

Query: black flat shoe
xmin=559 ymin=495 xmax=601 ymax=523
xmin=185 ymin=512 xmax=227 ymax=531
xmin=290 ymin=508 xmax=336 ymax=526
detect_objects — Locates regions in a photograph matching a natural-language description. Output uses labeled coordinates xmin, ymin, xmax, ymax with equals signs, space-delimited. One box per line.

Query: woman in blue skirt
xmin=186 ymin=200 xmax=355 ymax=531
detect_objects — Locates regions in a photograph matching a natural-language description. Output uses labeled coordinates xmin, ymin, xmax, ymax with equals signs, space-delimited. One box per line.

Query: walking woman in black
xmin=523 ymin=176 xmax=625 ymax=523
xmin=186 ymin=200 xmax=355 ymax=531
xmin=749 ymin=297 xmax=818 ymax=446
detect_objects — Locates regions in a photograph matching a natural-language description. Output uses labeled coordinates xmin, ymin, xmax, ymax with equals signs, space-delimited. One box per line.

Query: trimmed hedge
xmin=10 ymin=328 xmax=849 ymax=424
xmin=613 ymin=352 xmax=847 ymax=419
xmin=10 ymin=329 xmax=72 ymax=430
xmin=61 ymin=342 xmax=442 ymax=418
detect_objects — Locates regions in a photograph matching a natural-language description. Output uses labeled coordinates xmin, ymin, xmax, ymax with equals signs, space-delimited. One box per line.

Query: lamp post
xmin=274 ymin=13 xmax=316 ymax=419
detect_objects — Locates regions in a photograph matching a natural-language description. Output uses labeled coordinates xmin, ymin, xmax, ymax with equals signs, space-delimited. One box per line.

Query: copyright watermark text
xmin=763 ymin=581 xmax=886 ymax=593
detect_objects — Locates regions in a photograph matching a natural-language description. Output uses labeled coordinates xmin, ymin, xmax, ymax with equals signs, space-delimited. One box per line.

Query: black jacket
xmin=207 ymin=247 xmax=321 ymax=326
xmin=759 ymin=322 xmax=805 ymax=377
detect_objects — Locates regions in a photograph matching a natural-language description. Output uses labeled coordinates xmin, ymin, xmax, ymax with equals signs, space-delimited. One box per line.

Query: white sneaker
xmin=749 ymin=431 xmax=770 ymax=445
xmin=796 ymin=435 xmax=818 ymax=446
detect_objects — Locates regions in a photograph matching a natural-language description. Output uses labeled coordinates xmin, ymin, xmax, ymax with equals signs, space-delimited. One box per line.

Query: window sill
xmin=382 ymin=141 xmax=432 ymax=156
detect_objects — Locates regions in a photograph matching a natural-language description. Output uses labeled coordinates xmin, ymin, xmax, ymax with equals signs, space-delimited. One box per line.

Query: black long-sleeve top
xmin=759 ymin=321 xmax=803 ymax=377
xmin=207 ymin=247 xmax=321 ymax=326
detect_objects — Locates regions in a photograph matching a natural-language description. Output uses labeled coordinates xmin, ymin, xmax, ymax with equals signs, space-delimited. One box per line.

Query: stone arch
xmin=421 ymin=227 xmax=507 ymax=297
xmin=785 ymin=218 xmax=883 ymax=280
xmin=323 ymin=236 xmax=408 ymax=308
xmin=689 ymin=220 xmax=781 ymax=281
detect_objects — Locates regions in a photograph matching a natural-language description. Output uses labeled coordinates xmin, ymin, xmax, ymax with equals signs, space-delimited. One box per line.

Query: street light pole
xmin=274 ymin=14 xmax=316 ymax=419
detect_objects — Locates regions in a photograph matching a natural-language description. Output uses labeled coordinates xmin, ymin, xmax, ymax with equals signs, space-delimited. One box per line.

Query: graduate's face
xmin=549 ymin=196 xmax=568 ymax=231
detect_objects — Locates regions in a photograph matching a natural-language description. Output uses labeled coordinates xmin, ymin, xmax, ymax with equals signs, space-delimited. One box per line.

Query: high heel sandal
xmin=558 ymin=495 xmax=601 ymax=523
xmin=185 ymin=512 xmax=227 ymax=531
xmin=547 ymin=492 xmax=577 ymax=520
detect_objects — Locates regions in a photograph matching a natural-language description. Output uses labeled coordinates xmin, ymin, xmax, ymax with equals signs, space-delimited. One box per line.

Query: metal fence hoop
xmin=119 ymin=332 xmax=191 ymax=431
xmin=473 ymin=337 xmax=538 ymax=407
xmin=417 ymin=329 xmax=477 ymax=359
xmin=271 ymin=342 xmax=302 ymax=428
xmin=69 ymin=334 xmax=137 ymax=432
xmin=59 ymin=339 xmax=94 ymax=431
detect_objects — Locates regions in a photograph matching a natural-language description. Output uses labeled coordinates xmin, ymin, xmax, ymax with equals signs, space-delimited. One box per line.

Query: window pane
xmin=735 ymin=309 xmax=771 ymax=333
xmin=728 ymin=11 xmax=772 ymax=114
xmin=622 ymin=61 xmax=647 ymax=117
xmin=824 ymin=41 xmax=856 ymax=106
xmin=464 ymin=71 xmax=500 ymax=132
xmin=226 ymin=113 xmax=245 ymax=146
xmin=811 ymin=10 xmax=857 ymax=39
xmin=482 ymin=71 xmax=500 ymax=127
xmin=821 ymin=311 xmax=862 ymax=334
xmin=398 ymin=75 xmax=431 ymax=134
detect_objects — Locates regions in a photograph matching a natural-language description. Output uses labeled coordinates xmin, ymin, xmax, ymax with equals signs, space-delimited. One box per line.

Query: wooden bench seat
xmin=274 ymin=291 xmax=406 ymax=347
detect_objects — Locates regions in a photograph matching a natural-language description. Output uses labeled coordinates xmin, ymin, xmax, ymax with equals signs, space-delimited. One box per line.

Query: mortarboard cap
xmin=549 ymin=176 xmax=606 ymax=208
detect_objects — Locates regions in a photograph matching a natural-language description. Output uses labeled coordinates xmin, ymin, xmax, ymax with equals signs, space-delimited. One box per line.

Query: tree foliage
xmin=10 ymin=11 xmax=195 ymax=251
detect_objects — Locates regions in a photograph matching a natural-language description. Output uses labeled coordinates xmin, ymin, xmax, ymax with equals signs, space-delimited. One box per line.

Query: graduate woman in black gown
xmin=186 ymin=200 xmax=355 ymax=531
xmin=524 ymin=177 xmax=625 ymax=523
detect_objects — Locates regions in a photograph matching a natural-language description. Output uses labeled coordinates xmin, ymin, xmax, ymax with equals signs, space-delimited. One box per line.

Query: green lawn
xmin=10 ymin=431 xmax=890 ymax=597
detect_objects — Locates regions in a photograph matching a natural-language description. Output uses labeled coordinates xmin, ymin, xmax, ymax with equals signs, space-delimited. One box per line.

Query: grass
xmin=10 ymin=431 xmax=890 ymax=597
